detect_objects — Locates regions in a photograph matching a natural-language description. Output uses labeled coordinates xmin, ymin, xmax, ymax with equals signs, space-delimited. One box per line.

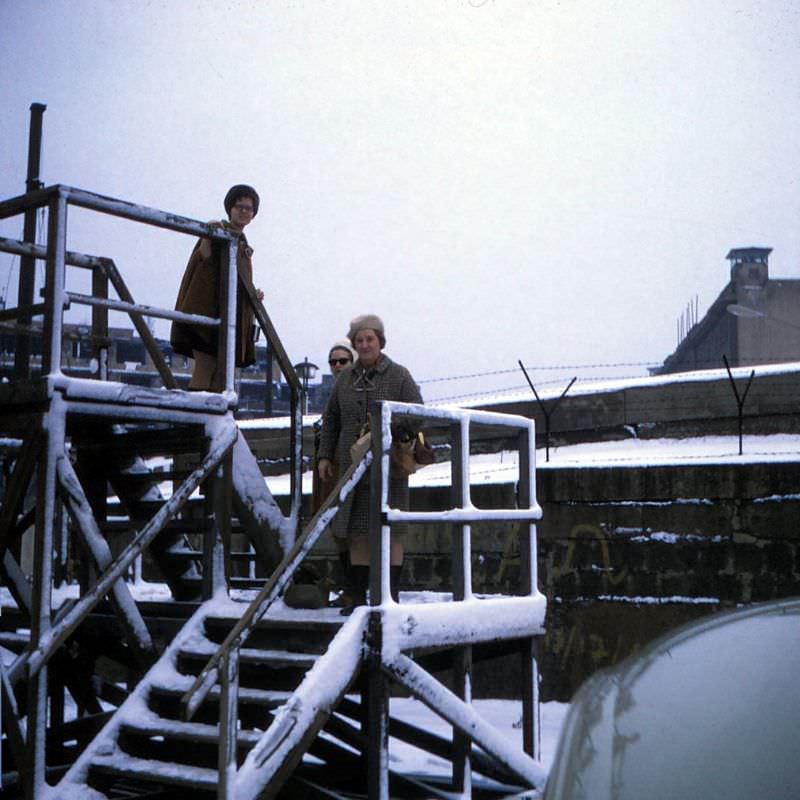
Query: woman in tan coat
xmin=170 ymin=184 xmax=264 ymax=391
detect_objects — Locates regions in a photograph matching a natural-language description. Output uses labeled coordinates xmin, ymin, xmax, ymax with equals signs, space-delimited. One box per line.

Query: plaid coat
xmin=170 ymin=223 xmax=257 ymax=368
xmin=318 ymin=355 xmax=422 ymax=541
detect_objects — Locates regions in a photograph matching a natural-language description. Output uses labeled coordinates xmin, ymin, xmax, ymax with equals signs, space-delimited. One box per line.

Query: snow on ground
xmin=388 ymin=697 xmax=568 ymax=779
xmin=431 ymin=360 xmax=800 ymax=409
xmin=255 ymin=432 xmax=800 ymax=496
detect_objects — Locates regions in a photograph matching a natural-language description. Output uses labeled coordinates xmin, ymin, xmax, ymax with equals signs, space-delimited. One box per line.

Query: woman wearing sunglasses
xmin=313 ymin=338 xmax=355 ymax=511
xmin=318 ymin=314 xmax=422 ymax=614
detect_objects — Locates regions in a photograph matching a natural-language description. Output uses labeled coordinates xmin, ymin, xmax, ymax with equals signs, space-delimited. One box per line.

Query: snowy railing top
xmin=367 ymin=400 xmax=542 ymax=604
xmin=0 ymin=183 xmax=305 ymax=517
xmin=0 ymin=183 xmax=302 ymax=400
xmin=0 ymin=184 xmax=240 ymax=390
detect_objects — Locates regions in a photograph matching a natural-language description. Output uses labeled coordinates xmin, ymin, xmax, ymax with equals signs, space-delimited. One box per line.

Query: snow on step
xmin=89 ymin=753 xmax=218 ymax=790
xmin=118 ymin=712 xmax=264 ymax=746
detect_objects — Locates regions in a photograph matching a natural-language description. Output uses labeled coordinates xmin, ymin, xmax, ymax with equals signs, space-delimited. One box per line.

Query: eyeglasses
xmin=233 ymin=204 xmax=255 ymax=214
xmin=329 ymin=358 xmax=352 ymax=367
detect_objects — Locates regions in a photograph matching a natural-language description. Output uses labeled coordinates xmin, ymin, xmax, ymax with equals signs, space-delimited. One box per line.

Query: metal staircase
xmin=1 ymin=184 xmax=548 ymax=800
xmin=54 ymin=599 xmax=349 ymax=798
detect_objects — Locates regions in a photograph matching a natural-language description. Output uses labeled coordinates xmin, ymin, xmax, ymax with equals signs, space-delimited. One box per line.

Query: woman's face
xmin=228 ymin=196 xmax=256 ymax=232
xmin=328 ymin=347 xmax=353 ymax=377
xmin=354 ymin=329 xmax=382 ymax=368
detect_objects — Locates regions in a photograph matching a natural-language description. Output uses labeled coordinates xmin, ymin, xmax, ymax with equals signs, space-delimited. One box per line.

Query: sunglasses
xmin=329 ymin=357 xmax=352 ymax=366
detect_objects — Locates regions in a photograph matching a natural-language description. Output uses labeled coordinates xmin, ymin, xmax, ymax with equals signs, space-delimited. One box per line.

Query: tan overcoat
xmin=170 ymin=223 xmax=257 ymax=368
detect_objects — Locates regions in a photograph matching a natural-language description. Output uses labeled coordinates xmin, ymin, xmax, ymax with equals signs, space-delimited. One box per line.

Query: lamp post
xmin=293 ymin=358 xmax=319 ymax=415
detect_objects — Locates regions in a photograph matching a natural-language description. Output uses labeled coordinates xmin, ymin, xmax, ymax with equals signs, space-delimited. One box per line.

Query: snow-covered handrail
xmin=366 ymin=399 xmax=542 ymax=606
xmin=239 ymin=278 xmax=304 ymax=530
xmin=0 ymin=185 xmax=239 ymax=390
xmin=181 ymin=447 xmax=373 ymax=720
xmin=357 ymin=399 xmax=546 ymax=792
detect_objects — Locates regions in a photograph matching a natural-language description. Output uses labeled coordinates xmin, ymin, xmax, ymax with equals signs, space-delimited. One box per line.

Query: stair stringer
xmin=47 ymin=596 xmax=232 ymax=800
xmin=233 ymin=607 xmax=370 ymax=800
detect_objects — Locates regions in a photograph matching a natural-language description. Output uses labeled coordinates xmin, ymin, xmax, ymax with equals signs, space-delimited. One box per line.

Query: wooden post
xmin=204 ymin=449 xmax=232 ymax=599
xmin=91 ymin=263 xmax=109 ymax=380
xmin=366 ymin=612 xmax=390 ymax=800
xmin=218 ymin=238 xmax=237 ymax=394
xmin=13 ymin=102 xmax=46 ymax=380
xmin=41 ymin=190 xmax=68 ymax=376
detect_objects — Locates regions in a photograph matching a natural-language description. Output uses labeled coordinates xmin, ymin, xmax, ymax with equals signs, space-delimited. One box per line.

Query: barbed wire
xmin=417 ymin=360 xmax=661 ymax=385
xmin=427 ymin=373 xmax=653 ymax=404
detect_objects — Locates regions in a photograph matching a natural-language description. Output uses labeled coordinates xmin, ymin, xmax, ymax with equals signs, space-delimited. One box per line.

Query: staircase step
xmin=0 ymin=631 xmax=30 ymax=653
xmin=203 ymin=615 xmax=342 ymax=654
xmin=163 ymin=548 xmax=261 ymax=561
xmin=92 ymin=426 xmax=207 ymax=460
xmin=176 ymin=647 xmax=318 ymax=693
xmin=101 ymin=519 xmax=207 ymax=535
xmin=178 ymin=575 xmax=269 ymax=590
xmin=180 ymin=644 xmax=319 ymax=670
xmin=148 ymin=683 xmax=292 ymax=721
xmin=89 ymin=753 xmax=218 ymax=791
xmin=119 ymin=715 xmax=263 ymax=747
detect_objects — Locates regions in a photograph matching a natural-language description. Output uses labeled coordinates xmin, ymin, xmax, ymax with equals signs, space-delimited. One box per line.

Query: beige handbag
xmin=350 ymin=424 xmax=372 ymax=464
xmin=350 ymin=424 xmax=435 ymax=475
xmin=390 ymin=431 xmax=435 ymax=476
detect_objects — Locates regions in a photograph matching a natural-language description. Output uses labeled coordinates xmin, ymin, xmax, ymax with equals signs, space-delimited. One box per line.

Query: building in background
xmin=0 ymin=324 xmax=333 ymax=417
xmin=653 ymin=247 xmax=800 ymax=375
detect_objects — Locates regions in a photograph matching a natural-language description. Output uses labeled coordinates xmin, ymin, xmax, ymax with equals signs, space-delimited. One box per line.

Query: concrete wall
xmin=305 ymin=461 xmax=800 ymax=700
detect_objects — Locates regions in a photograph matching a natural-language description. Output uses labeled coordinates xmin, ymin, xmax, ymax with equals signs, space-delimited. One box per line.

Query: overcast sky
xmin=1 ymin=0 xmax=799 ymax=402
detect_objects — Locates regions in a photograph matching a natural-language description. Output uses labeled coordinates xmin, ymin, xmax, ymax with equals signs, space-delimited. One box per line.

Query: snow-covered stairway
xmin=51 ymin=597 xmax=351 ymax=799
xmin=73 ymin=420 xmax=288 ymax=600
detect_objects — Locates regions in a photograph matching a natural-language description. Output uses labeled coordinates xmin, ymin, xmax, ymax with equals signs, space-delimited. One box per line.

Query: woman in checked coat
xmin=317 ymin=313 xmax=422 ymax=613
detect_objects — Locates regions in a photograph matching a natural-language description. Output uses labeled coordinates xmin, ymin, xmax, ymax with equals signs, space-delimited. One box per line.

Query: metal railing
xmin=182 ymin=399 xmax=546 ymax=798
xmin=0 ymin=183 xmax=304 ymax=515
xmin=0 ymin=184 xmax=303 ymax=797
xmin=366 ymin=400 xmax=542 ymax=604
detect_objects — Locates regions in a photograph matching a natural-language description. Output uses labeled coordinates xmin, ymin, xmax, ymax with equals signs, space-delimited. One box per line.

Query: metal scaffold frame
xmin=174 ymin=400 xmax=546 ymax=800
xmin=0 ymin=184 xmax=303 ymax=799
xmin=1 ymin=181 xmax=547 ymax=800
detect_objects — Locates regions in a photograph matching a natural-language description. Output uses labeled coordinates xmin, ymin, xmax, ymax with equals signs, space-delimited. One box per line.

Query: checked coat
xmin=170 ymin=221 xmax=257 ymax=368
xmin=318 ymin=354 xmax=422 ymax=542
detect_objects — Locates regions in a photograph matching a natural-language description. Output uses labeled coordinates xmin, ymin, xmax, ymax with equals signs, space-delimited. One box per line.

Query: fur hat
xmin=224 ymin=184 xmax=260 ymax=217
xmin=348 ymin=314 xmax=386 ymax=348
xmin=328 ymin=339 xmax=356 ymax=363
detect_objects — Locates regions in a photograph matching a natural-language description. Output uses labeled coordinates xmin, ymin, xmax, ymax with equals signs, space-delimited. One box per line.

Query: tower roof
xmin=726 ymin=247 xmax=772 ymax=262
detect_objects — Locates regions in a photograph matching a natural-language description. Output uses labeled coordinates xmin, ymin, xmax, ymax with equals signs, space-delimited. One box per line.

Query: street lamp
xmin=293 ymin=357 xmax=319 ymax=415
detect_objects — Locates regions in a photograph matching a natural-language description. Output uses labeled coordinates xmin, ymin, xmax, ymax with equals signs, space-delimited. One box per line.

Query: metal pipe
xmin=64 ymin=290 xmax=219 ymax=327
xmin=14 ymin=102 xmax=46 ymax=379
xmin=41 ymin=190 xmax=68 ymax=375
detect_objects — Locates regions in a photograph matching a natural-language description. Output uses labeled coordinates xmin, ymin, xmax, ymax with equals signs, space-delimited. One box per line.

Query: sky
xmin=1 ymin=0 xmax=799 ymax=403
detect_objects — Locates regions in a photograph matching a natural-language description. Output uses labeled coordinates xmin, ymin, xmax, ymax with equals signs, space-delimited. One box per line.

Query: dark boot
xmin=390 ymin=564 xmax=403 ymax=603
xmin=339 ymin=565 xmax=368 ymax=616
xmin=330 ymin=552 xmax=354 ymax=609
